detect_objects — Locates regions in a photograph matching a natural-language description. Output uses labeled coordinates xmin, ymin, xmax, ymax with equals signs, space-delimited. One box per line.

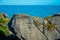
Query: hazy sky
xmin=0 ymin=0 xmax=60 ymax=5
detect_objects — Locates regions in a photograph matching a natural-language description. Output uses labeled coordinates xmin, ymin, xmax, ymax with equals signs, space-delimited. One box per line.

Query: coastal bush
xmin=0 ymin=14 xmax=9 ymax=36
xmin=46 ymin=22 xmax=56 ymax=31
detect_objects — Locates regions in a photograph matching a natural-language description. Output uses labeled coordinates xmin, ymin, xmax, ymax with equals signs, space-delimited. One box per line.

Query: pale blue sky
xmin=0 ymin=0 xmax=60 ymax=5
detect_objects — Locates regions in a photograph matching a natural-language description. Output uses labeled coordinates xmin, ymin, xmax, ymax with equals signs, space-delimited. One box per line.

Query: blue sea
xmin=0 ymin=5 xmax=60 ymax=18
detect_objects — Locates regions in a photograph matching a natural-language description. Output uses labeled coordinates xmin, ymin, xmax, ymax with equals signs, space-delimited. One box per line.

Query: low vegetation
xmin=32 ymin=16 xmax=41 ymax=29
xmin=0 ymin=14 xmax=9 ymax=37
xmin=44 ymin=16 xmax=52 ymax=20
xmin=33 ymin=21 xmax=40 ymax=28
xmin=46 ymin=22 xmax=56 ymax=31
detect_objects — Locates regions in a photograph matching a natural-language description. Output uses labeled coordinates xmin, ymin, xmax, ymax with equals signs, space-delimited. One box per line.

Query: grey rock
xmin=32 ymin=17 xmax=44 ymax=33
xmin=51 ymin=14 xmax=60 ymax=33
xmin=51 ymin=14 xmax=60 ymax=40
xmin=8 ymin=14 xmax=60 ymax=40
xmin=3 ymin=13 xmax=8 ymax=18
xmin=45 ymin=28 xmax=60 ymax=40
xmin=46 ymin=14 xmax=60 ymax=40
xmin=9 ymin=14 xmax=47 ymax=40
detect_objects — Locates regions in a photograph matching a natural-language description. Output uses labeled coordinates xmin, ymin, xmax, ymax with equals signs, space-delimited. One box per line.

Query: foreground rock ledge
xmin=8 ymin=14 xmax=47 ymax=40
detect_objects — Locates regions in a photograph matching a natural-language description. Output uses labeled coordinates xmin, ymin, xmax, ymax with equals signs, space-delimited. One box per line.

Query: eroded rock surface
xmin=8 ymin=14 xmax=60 ymax=40
xmin=8 ymin=14 xmax=47 ymax=40
xmin=45 ymin=14 xmax=60 ymax=40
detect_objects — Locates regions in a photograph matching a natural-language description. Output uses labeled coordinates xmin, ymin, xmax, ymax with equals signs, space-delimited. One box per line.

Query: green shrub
xmin=46 ymin=22 xmax=56 ymax=31
xmin=0 ymin=14 xmax=9 ymax=36
xmin=0 ymin=26 xmax=9 ymax=36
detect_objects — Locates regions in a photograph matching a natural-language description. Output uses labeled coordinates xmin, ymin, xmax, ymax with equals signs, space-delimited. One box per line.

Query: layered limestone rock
xmin=8 ymin=14 xmax=47 ymax=40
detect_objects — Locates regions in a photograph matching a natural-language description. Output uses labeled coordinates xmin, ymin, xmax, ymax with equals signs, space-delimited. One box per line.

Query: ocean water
xmin=0 ymin=5 xmax=60 ymax=18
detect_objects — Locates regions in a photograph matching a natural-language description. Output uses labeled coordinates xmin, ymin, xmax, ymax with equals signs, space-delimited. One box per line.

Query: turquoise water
xmin=0 ymin=5 xmax=60 ymax=18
